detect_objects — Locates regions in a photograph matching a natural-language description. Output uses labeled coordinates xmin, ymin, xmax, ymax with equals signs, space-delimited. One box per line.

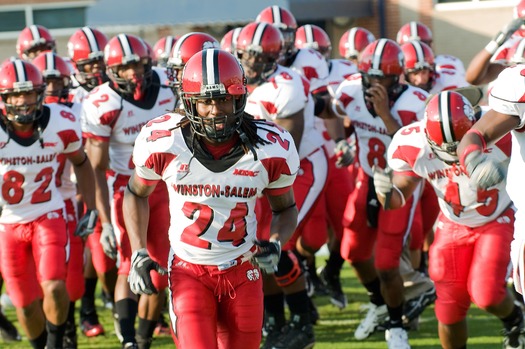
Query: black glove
xmin=251 ymin=240 xmax=281 ymax=274
xmin=74 ymin=209 xmax=98 ymax=238
xmin=128 ymin=248 xmax=167 ymax=295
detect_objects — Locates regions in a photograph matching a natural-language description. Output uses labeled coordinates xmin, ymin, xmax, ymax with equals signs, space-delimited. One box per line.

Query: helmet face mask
xmin=75 ymin=57 xmax=109 ymax=89
xmin=180 ymin=49 xmax=247 ymax=143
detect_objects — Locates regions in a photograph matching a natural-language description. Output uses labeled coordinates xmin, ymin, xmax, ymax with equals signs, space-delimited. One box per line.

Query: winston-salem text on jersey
xmin=173 ymin=184 xmax=258 ymax=198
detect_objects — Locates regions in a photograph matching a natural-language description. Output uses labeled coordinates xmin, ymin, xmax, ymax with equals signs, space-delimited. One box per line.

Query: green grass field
xmin=0 ymin=258 xmax=508 ymax=348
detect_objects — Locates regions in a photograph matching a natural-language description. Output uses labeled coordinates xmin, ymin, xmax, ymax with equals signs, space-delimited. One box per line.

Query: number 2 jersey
xmin=132 ymin=114 xmax=300 ymax=266
xmin=388 ymin=120 xmax=512 ymax=227
xmin=0 ymin=104 xmax=83 ymax=224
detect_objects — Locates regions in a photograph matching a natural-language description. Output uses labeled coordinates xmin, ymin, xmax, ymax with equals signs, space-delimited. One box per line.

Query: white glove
xmin=464 ymin=150 xmax=505 ymax=190
xmin=487 ymin=18 xmax=525 ymax=54
xmin=372 ymin=165 xmax=393 ymax=198
xmin=334 ymin=138 xmax=355 ymax=168
xmin=128 ymin=248 xmax=167 ymax=295
xmin=251 ymin=240 xmax=281 ymax=274
xmin=74 ymin=209 xmax=98 ymax=238
xmin=100 ymin=222 xmax=117 ymax=260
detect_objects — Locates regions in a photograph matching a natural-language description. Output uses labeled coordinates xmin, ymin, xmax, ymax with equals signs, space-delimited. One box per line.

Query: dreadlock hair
xmin=170 ymin=108 xmax=272 ymax=160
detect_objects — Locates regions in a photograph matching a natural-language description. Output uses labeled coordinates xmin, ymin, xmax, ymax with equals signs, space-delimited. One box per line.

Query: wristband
xmin=484 ymin=40 xmax=499 ymax=55
xmin=459 ymin=143 xmax=483 ymax=169
xmin=465 ymin=128 xmax=487 ymax=150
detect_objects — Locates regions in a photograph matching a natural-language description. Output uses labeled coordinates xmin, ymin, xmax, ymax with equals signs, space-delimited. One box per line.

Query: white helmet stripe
xmin=439 ymin=93 xmax=455 ymax=143
xmin=348 ymin=27 xmax=357 ymax=52
xmin=45 ymin=52 xmax=54 ymax=70
xmin=30 ymin=25 xmax=41 ymax=40
xmin=14 ymin=59 xmax=26 ymax=82
xmin=204 ymin=49 xmax=218 ymax=85
xmin=165 ymin=36 xmax=175 ymax=53
xmin=372 ymin=39 xmax=387 ymax=70
xmin=305 ymin=25 xmax=314 ymax=44
xmin=271 ymin=5 xmax=282 ymax=25
xmin=410 ymin=21 xmax=418 ymax=38
xmin=82 ymin=27 xmax=100 ymax=52
xmin=232 ymin=28 xmax=241 ymax=46
xmin=117 ymin=34 xmax=133 ymax=56
xmin=413 ymin=42 xmax=425 ymax=64
xmin=252 ymin=23 xmax=267 ymax=46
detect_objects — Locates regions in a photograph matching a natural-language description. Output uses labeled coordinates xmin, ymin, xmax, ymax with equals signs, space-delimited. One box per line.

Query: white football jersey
xmin=334 ymin=74 xmax=429 ymax=176
xmin=132 ymin=113 xmax=300 ymax=266
xmin=245 ymin=65 xmax=324 ymax=159
xmin=326 ymin=59 xmax=358 ymax=95
xmin=434 ymin=54 xmax=466 ymax=76
xmin=429 ymin=66 xmax=470 ymax=95
xmin=288 ymin=48 xmax=329 ymax=93
xmin=81 ymin=69 xmax=176 ymax=176
xmin=389 ymin=120 xmax=512 ymax=227
xmin=0 ymin=104 xmax=83 ymax=223
xmin=56 ymin=102 xmax=83 ymax=201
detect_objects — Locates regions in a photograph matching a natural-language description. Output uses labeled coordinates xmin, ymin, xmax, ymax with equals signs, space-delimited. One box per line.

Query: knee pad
xmin=274 ymin=251 xmax=303 ymax=287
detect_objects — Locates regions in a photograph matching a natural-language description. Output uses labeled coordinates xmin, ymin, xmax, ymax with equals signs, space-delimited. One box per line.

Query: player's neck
xmin=201 ymin=134 xmax=239 ymax=160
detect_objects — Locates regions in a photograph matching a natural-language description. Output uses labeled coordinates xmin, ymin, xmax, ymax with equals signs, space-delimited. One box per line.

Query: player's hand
xmin=252 ymin=240 xmax=281 ymax=274
xmin=74 ymin=209 xmax=98 ymax=238
xmin=372 ymin=165 xmax=393 ymax=198
xmin=100 ymin=222 xmax=118 ymax=260
xmin=128 ymin=248 xmax=167 ymax=295
xmin=334 ymin=138 xmax=355 ymax=167
xmin=464 ymin=150 xmax=505 ymax=189
xmin=492 ymin=18 xmax=525 ymax=47
xmin=365 ymin=83 xmax=390 ymax=117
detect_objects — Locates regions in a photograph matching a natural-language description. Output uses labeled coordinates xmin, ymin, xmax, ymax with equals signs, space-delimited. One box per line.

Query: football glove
xmin=334 ymin=138 xmax=355 ymax=168
xmin=128 ymin=248 xmax=167 ymax=295
xmin=464 ymin=150 xmax=505 ymax=190
xmin=373 ymin=165 xmax=393 ymax=197
xmin=74 ymin=209 xmax=98 ymax=238
xmin=100 ymin=222 xmax=118 ymax=260
xmin=252 ymin=240 xmax=281 ymax=274
xmin=487 ymin=18 xmax=525 ymax=54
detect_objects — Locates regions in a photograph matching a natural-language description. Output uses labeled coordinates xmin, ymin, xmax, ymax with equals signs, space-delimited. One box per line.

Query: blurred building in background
xmin=0 ymin=0 xmax=517 ymax=68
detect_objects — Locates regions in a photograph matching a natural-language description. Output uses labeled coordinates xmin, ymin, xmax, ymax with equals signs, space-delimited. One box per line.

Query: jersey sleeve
xmin=387 ymin=123 xmax=422 ymax=177
xmin=489 ymin=66 xmax=525 ymax=128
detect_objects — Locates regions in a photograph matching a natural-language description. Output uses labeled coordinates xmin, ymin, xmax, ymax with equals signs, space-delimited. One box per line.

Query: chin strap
xmin=237 ymin=128 xmax=258 ymax=161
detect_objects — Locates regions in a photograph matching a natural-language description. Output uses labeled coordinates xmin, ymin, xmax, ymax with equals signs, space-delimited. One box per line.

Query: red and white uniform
xmin=488 ymin=65 xmax=525 ymax=295
xmin=81 ymin=68 xmax=176 ymax=281
xmin=429 ymin=65 xmax=469 ymax=95
xmin=70 ymin=76 xmax=92 ymax=104
xmin=55 ymin=101 xmax=85 ymax=302
xmin=132 ymin=113 xmax=299 ymax=348
xmin=0 ymin=104 xmax=82 ymax=307
xmin=335 ymin=75 xmax=428 ymax=269
xmin=246 ymin=65 xmax=328 ymax=250
xmin=288 ymin=48 xmax=329 ymax=94
xmin=388 ymin=120 xmax=514 ymax=324
xmin=434 ymin=54 xmax=466 ymax=76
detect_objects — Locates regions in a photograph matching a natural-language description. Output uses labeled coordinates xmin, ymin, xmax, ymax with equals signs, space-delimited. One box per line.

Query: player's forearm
xmin=73 ymin=160 xmax=97 ymax=211
xmin=379 ymin=112 xmax=401 ymax=135
xmin=93 ymin=168 xmax=111 ymax=224
xmin=269 ymin=204 xmax=298 ymax=245
xmin=123 ymin=187 xmax=150 ymax=251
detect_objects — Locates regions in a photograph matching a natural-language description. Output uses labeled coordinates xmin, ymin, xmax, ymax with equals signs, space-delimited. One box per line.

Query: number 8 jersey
xmin=132 ymin=113 xmax=300 ymax=266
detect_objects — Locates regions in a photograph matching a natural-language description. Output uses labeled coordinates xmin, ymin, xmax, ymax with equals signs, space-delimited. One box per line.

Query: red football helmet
xmin=16 ymin=25 xmax=56 ymax=61
xmin=425 ymin=90 xmax=476 ymax=163
xmin=256 ymin=6 xmax=297 ymax=63
xmin=67 ymin=27 xmax=109 ymax=89
xmin=396 ymin=21 xmax=433 ymax=46
xmin=167 ymin=32 xmax=219 ymax=82
xmin=295 ymin=24 xmax=332 ymax=59
xmin=236 ymin=22 xmax=283 ymax=84
xmin=153 ymin=35 xmax=178 ymax=67
xmin=220 ymin=27 xmax=242 ymax=54
xmin=32 ymin=52 xmax=72 ymax=103
xmin=507 ymin=37 xmax=525 ymax=64
xmin=401 ymin=41 xmax=435 ymax=72
xmin=0 ymin=59 xmax=45 ymax=124
xmin=338 ymin=27 xmax=375 ymax=60
xmin=180 ymin=49 xmax=247 ymax=142
xmin=142 ymin=39 xmax=155 ymax=65
xmin=104 ymin=34 xmax=152 ymax=97
xmin=515 ymin=0 xmax=525 ymax=19
xmin=359 ymin=39 xmax=404 ymax=77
